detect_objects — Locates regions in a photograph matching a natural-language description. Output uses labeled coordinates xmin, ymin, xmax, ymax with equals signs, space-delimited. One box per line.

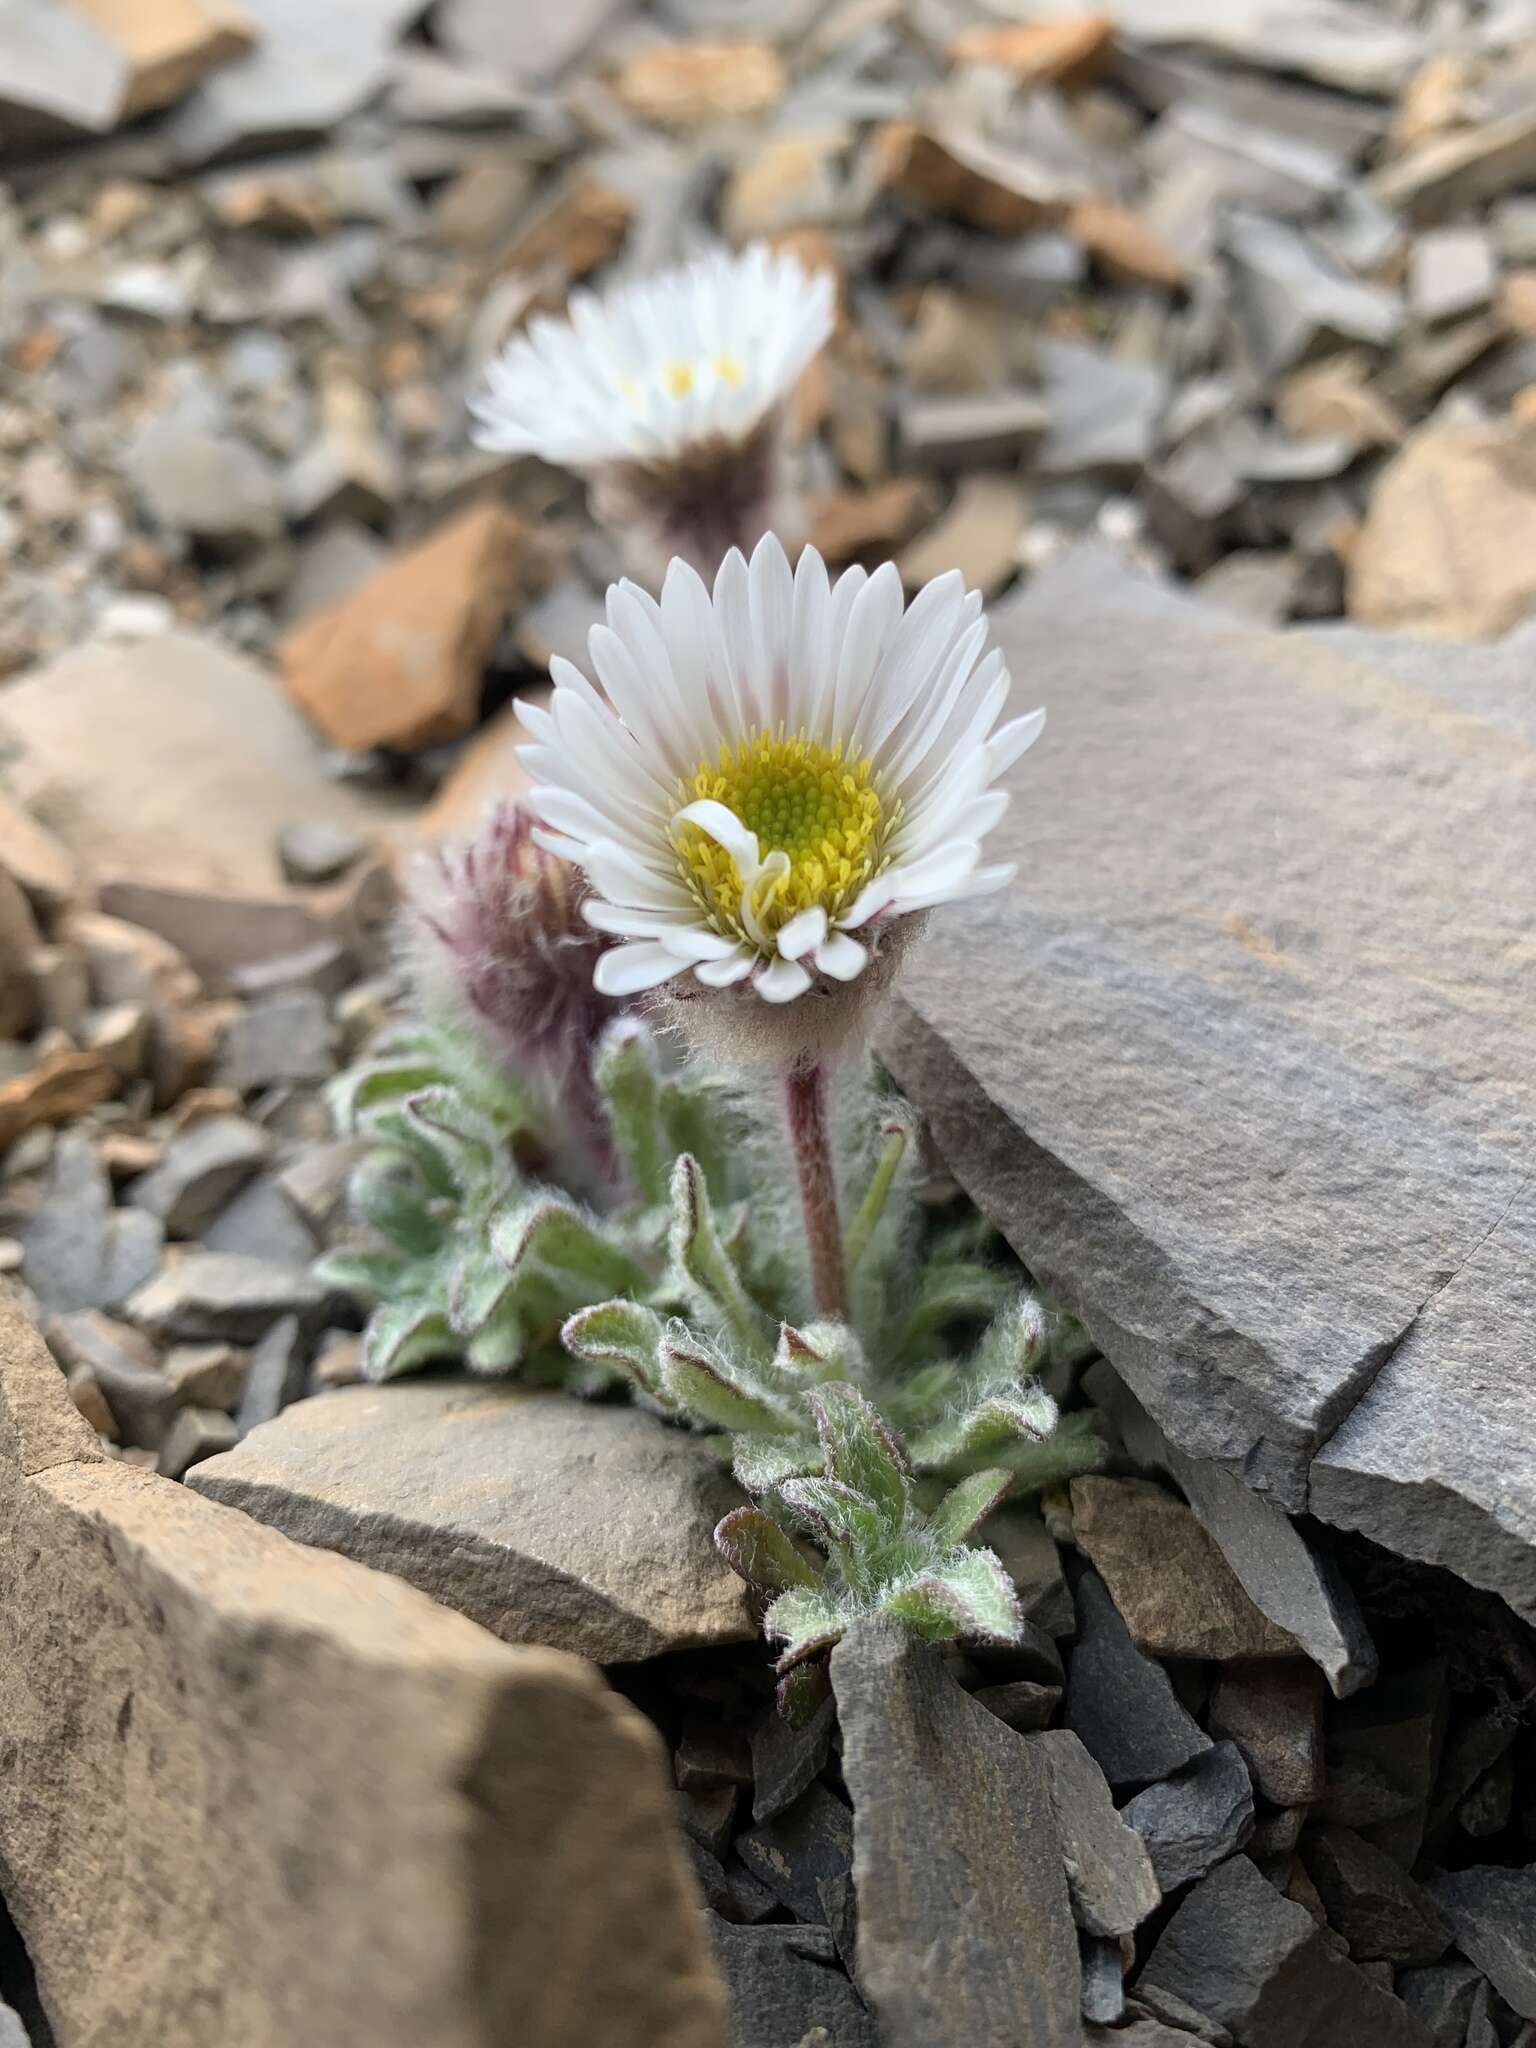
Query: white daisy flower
xmin=469 ymin=244 xmax=834 ymax=470
xmin=517 ymin=533 xmax=1043 ymax=1011
xmin=468 ymin=246 xmax=835 ymax=577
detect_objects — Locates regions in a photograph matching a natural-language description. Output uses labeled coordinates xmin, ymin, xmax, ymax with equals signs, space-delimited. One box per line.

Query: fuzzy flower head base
xmin=519 ymin=533 xmax=1042 ymax=1050
xmin=468 ymin=246 xmax=834 ymax=576
xmin=406 ymin=801 xmax=621 ymax=1078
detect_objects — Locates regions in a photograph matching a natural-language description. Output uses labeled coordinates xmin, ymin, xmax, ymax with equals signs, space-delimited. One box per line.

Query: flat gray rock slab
xmin=878 ymin=547 xmax=1536 ymax=1624
xmin=832 ymin=1617 xmax=1081 ymax=2047
xmin=190 ymin=1379 xmax=755 ymax=1663
xmin=1032 ymin=1727 xmax=1161 ymax=1937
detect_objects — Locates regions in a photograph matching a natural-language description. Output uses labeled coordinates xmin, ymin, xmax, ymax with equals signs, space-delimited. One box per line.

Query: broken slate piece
xmin=1409 ymin=228 xmax=1496 ymax=326
xmin=1319 ymin=1660 xmax=1445 ymax=1867
xmin=158 ymin=1404 xmax=239 ymax=1481
xmin=1423 ymin=1865 xmax=1536 ymax=2020
xmin=1207 ymin=1661 xmax=1325 ymax=1807
xmin=972 ymin=1679 xmax=1061 ymax=1731
xmin=1072 ymin=1477 xmax=1303 ymax=1661
xmin=1065 ymin=1568 xmax=1212 ymax=1791
xmin=749 ymin=1696 xmax=835 ymax=1824
xmin=1395 ymin=1960 xmax=1484 ymax=2048
xmin=832 ymin=1617 xmax=1081 ymax=2047
xmin=710 ymin=1923 xmax=878 ymax=2048
xmin=899 ymin=391 xmax=1049 ymax=471
xmin=127 ymin=1115 xmax=272 ymax=1239
xmin=128 ymin=1252 xmax=327 ymax=1344
xmin=1033 ymin=1728 xmax=1161 ymax=1937
xmin=1120 ymin=1742 xmax=1255 ymax=1895
xmin=19 ymin=1133 xmax=163 ymax=1317
xmin=1080 ymin=1361 xmax=1374 ymax=1696
xmin=1223 ymin=210 xmax=1402 ymax=375
xmin=1037 ymin=340 xmax=1167 ymax=477
xmin=233 ymin=1318 xmax=305 ymax=1433
xmin=1303 ymin=1829 xmax=1448 ymax=1966
xmin=1139 ymin=1852 xmax=1438 ymax=2048
xmin=736 ymin=1784 xmax=852 ymax=1924
xmin=191 ymin=1381 xmax=753 ymax=1663
xmin=218 ymin=991 xmax=336 ymax=1092
xmin=1081 ymin=1933 xmax=1125 ymax=2025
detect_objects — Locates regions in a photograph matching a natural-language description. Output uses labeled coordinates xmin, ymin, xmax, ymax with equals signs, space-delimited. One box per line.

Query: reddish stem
xmin=783 ymin=1060 xmax=848 ymax=1321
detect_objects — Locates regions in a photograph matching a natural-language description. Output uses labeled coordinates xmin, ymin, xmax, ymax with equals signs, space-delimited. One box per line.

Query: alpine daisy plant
xmin=469 ymin=244 xmax=834 ymax=576
xmin=518 ymin=530 xmax=1043 ymax=1318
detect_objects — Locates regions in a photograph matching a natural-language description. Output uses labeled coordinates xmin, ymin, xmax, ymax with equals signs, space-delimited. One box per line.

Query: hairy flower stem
xmin=783 ymin=1060 xmax=848 ymax=1320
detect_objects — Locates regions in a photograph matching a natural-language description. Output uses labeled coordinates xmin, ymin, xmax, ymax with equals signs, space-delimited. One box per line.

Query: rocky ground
xmin=2 ymin=1 xmax=1535 ymax=2045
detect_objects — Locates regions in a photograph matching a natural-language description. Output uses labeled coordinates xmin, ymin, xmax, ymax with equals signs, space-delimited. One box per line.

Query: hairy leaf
xmin=561 ymin=1299 xmax=668 ymax=1400
xmin=714 ymin=1506 xmax=821 ymax=1595
xmin=660 ymin=1332 xmax=789 ymax=1433
xmin=927 ymin=1468 xmax=1015 ymax=1549
xmin=808 ymin=1383 xmax=909 ymax=1528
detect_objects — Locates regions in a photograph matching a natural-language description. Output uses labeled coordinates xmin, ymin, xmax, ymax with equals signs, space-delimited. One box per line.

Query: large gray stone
xmin=831 ymin=1617 xmax=1081 ymax=2047
xmin=1069 ymin=0 xmax=1424 ymax=96
xmin=190 ymin=1379 xmax=755 ymax=1663
xmin=1423 ymin=1864 xmax=1536 ymax=2019
xmin=877 ymin=548 xmax=1536 ymax=1624
xmin=1138 ymin=1852 xmax=1438 ymax=2048
xmin=0 ymin=1286 xmax=727 ymax=2048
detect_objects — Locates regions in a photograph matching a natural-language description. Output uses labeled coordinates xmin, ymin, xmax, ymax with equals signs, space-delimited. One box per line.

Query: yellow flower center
xmin=630 ymin=355 xmax=745 ymax=403
xmin=673 ymin=730 xmax=891 ymax=942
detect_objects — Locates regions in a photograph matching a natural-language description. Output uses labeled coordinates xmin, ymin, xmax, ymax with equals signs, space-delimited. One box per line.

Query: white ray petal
xmin=594 ymin=943 xmax=687 ymax=996
xmin=814 ymin=932 xmax=868 ymax=980
xmin=695 ymin=948 xmax=755 ymax=987
xmin=776 ymin=905 xmax=828 ymax=960
xmin=755 ymin=957 xmax=813 ymax=1003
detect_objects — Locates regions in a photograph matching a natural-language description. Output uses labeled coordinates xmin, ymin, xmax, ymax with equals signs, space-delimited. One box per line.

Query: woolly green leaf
xmin=964 ymin=1408 xmax=1106 ymax=1490
xmin=906 ymin=1384 xmax=1058 ymax=1470
xmin=914 ymin=1546 xmax=1023 ymax=1645
xmin=764 ymin=1585 xmax=847 ymax=1666
xmin=714 ymin=1506 xmax=821 ymax=1595
xmin=667 ymin=1153 xmax=772 ymax=1357
xmin=898 ymin=1260 xmax=1016 ymax=1353
xmin=328 ymin=1054 xmax=444 ymax=1131
xmin=364 ymin=1109 xmax=459 ymax=1200
xmin=927 ymin=1468 xmax=1015 ymax=1548
xmin=772 ymin=1320 xmax=867 ymax=1388
xmin=778 ymin=1476 xmax=887 ymax=1549
xmin=844 ymin=1111 xmax=911 ymax=1275
xmin=465 ymin=1303 xmax=526 ymax=1374
xmin=658 ymin=1069 xmax=741 ymax=1199
xmin=561 ymin=1299 xmax=668 ymax=1399
xmin=970 ymin=1291 xmax=1049 ymax=1381
xmin=312 ymin=1247 xmax=413 ymax=1299
xmin=362 ymin=1300 xmax=458 ymax=1382
xmin=493 ymin=1198 xmax=651 ymax=1298
xmin=595 ymin=1021 xmax=669 ymax=1204
xmin=659 ymin=1332 xmax=787 ymax=1433
xmin=776 ymin=1657 xmax=832 ymax=1728
xmin=447 ymin=1246 xmax=514 ymax=1339
xmin=731 ymin=1431 xmax=820 ymax=1495
xmin=346 ymin=1155 xmax=444 ymax=1258
xmin=808 ymin=1383 xmax=909 ymax=1528
xmin=408 ymin=1086 xmax=510 ymax=1185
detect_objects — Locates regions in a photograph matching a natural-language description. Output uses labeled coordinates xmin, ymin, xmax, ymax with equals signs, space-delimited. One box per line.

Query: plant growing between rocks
xmin=323 ymin=798 xmax=1098 ymax=1702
